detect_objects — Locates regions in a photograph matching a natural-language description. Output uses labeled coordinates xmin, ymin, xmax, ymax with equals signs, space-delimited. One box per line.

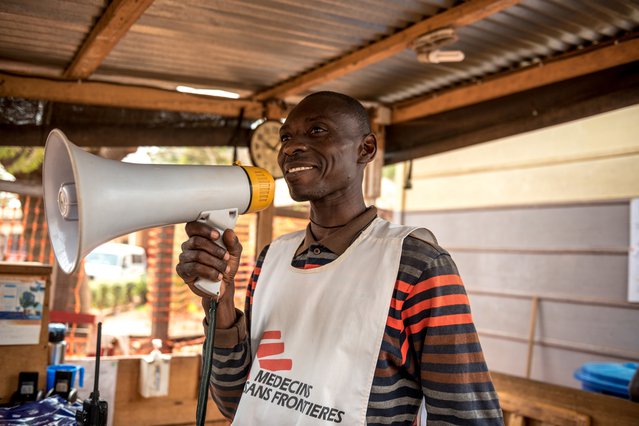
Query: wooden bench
xmin=493 ymin=372 xmax=639 ymax=426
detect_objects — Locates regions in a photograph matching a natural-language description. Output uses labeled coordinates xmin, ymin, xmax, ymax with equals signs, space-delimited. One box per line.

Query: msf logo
xmin=256 ymin=330 xmax=292 ymax=372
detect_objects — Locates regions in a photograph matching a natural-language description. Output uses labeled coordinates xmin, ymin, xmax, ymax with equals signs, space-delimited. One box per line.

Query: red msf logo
xmin=256 ymin=330 xmax=292 ymax=372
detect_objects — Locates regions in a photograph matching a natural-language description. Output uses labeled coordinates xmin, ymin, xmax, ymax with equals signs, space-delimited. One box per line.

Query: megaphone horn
xmin=43 ymin=129 xmax=275 ymax=295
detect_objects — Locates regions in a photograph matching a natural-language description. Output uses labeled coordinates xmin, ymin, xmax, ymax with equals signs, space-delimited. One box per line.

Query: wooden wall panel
xmin=536 ymin=301 xmax=639 ymax=354
xmin=409 ymin=104 xmax=639 ymax=180
xmin=403 ymin=201 xmax=638 ymax=389
xmin=453 ymin=252 xmax=628 ymax=301
xmin=478 ymin=336 xmax=529 ymax=377
xmin=406 ymin=154 xmax=639 ymax=211
xmin=468 ymin=294 xmax=531 ymax=336
xmin=113 ymin=354 xmax=228 ymax=425
xmin=404 ymin=104 xmax=639 ymax=211
xmin=406 ymin=202 xmax=629 ymax=250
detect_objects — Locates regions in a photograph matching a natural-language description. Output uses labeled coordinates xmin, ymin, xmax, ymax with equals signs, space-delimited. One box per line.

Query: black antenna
xmin=76 ymin=322 xmax=108 ymax=426
xmin=92 ymin=323 xmax=101 ymax=398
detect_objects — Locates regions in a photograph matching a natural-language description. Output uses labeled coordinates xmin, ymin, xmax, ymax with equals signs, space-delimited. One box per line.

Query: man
xmin=176 ymin=91 xmax=503 ymax=425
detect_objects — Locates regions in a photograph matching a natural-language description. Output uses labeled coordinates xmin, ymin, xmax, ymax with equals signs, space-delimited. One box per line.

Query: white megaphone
xmin=43 ymin=129 xmax=275 ymax=296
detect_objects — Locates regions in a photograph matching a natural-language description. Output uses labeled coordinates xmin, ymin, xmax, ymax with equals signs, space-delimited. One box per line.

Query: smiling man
xmin=176 ymin=91 xmax=504 ymax=425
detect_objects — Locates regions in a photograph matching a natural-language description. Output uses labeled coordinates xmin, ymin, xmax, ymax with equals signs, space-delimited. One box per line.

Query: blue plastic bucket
xmin=574 ymin=362 xmax=638 ymax=399
xmin=46 ymin=364 xmax=85 ymax=392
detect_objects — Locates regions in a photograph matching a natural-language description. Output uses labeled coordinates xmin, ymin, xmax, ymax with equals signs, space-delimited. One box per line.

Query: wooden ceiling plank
xmin=0 ymin=125 xmax=252 ymax=148
xmin=252 ymin=0 xmax=521 ymax=101
xmin=391 ymin=37 xmax=639 ymax=124
xmin=385 ymin=62 xmax=639 ymax=164
xmin=0 ymin=72 xmax=272 ymax=119
xmin=63 ymin=0 xmax=155 ymax=80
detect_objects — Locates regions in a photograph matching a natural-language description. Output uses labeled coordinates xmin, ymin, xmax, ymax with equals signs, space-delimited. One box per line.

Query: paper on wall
xmin=0 ymin=275 xmax=45 ymax=345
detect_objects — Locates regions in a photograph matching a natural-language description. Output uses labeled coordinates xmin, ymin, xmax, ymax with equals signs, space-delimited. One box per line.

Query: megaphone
xmin=43 ymin=129 xmax=275 ymax=296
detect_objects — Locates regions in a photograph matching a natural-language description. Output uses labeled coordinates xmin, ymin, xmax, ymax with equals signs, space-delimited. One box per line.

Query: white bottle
xmin=139 ymin=339 xmax=171 ymax=397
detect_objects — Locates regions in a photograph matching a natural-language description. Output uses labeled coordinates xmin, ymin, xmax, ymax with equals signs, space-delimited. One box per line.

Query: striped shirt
xmin=210 ymin=215 xmax=503 ymax=425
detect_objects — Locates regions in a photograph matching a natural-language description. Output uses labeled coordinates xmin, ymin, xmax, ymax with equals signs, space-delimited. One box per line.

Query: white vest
xmin=232 ymin=218 xmax=434 ymax=425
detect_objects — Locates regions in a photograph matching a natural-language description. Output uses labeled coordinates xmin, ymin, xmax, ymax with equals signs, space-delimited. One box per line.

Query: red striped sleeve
xmin=405 ymin=274 xmax=463 ymax=303
xmin=403 ymin=293 xmax=470 ymax=318
xmin=247 ymin=267 xmax=261 ymax=305
xmin=402 ymin=274 xmax=473 ymax=337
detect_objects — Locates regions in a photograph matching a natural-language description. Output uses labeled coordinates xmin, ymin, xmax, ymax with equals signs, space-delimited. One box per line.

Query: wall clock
xmin=249 ymin=119 xmax=283 ymax=179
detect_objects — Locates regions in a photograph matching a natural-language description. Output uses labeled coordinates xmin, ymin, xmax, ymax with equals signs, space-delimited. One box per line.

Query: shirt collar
xmin=296 ymin=206 xmax=378 ymax=256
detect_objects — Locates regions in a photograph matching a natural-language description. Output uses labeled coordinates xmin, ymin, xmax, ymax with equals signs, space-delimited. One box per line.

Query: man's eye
xmin=280 ymin=134 xmax=290 ymax=142
xmin=309 ymin=127 xmax=326 ymax=135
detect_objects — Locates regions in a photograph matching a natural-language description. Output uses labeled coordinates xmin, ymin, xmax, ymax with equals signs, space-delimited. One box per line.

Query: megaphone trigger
xmin=192 ymin=208 xmax=240 ymax=297
xmin=196 ymin=209 xmax=240 ymax=235
xmin=193 ymin=278 xmax=222 ymax=298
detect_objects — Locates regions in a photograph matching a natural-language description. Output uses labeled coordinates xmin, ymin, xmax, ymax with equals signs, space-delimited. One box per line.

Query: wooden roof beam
xmin=0 ymin=73 xmax=284 ymax=119
xmin=63 ymin=0 xmax=155 ymax=80
xmin=252 ymin=0 xmax=521 ymax=101
xmin=391 ymin=36 xmax=639 ymax=124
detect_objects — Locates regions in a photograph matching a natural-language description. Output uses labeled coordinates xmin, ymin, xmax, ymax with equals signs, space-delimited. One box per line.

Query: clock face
xmin=249 ymin=120 xmax=283 ymax=179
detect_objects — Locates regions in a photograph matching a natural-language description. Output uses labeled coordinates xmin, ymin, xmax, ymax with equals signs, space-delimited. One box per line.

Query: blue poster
xmin=0 ymin=276 xmax=46 ymax=345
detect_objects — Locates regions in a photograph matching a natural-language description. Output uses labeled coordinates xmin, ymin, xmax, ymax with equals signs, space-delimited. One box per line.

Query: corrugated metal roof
xmin=0 ymin=0 xmax=107 ymax=74
xmin=314 ymin=0 xmax=639 ymax=103
xmin=97 ymin=0 xmax=457 ymax=93
xmin=0 ymin=0 xmax=637 ymax=105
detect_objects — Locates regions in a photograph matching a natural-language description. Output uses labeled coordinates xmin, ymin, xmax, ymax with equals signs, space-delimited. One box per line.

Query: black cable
xmin=196 ymin=299 xmax=218 ymax=426
xmin=230 ymin=108 xmax=245 ymax=164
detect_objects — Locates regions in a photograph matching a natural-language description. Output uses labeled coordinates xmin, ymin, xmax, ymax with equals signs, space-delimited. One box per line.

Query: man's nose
xmin=280 ymin=137 xmax=308 ymax=156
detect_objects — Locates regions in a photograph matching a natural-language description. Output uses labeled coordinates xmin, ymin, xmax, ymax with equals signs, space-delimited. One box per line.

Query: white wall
xmin=406 ymin=104 xmax=639 ymax=211
xmin=402 ymin=104 xmax=639 ymax=389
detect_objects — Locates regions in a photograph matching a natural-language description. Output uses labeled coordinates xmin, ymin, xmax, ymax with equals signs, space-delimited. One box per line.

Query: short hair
xmin=302 ymin=91 xmax=371 ymax=135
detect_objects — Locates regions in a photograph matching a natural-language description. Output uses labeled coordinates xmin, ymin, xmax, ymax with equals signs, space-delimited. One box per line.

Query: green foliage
xmin=149 ymin=146 xmax=234 ymax=165
xmin=126 ymin=283 xmax=137 ymax=303
xmin=0 ymin=147 xmax=44 ymax=175
xmin=93 ymin=284 xmax=112 ymax=310
xmin=90 ymin=277 xmax=147 ymax=310
xmin=135 ymin=279 xmax=148 ymax=304
xmin=113 ymin=286 xmax=123 ymax=307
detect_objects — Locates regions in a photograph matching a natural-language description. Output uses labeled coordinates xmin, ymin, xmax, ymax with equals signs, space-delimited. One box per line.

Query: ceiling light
xmin=250 ymin=118 xmax=266 ymax=130
xmin=412 ymin=28 xmax=458 ymax=51
xmin=412 ymin=27 xmax=464 ymax=64
xmin=416 ymin=49 xmax=465 ymax=64
xmin=176 ymin=85 xmax=240 ymax=99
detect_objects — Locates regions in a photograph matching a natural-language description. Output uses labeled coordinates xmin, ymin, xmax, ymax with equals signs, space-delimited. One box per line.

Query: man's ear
xmin=358 ymin=133 xmax=377 ymax=164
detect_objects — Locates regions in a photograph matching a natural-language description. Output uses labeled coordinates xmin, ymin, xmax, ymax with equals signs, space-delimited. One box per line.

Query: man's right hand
xmin=176 ymin=221 xmax=243 ymax=329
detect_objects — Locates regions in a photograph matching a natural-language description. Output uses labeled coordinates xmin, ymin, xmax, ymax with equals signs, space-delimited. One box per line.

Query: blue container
xmin=46 ymin=364 xmax=84 ymax=392
xmin=574 ymin=362 xmax=638 ymax=399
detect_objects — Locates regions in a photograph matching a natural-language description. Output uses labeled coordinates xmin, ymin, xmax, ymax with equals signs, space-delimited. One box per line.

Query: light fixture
xmin=412 ymin=27 xmax=465 ymax=64
xmin=416 ymin=50 xmax=465 ymax=64
xmin=176 ymin=85 xmax=240 ymax=99
xmin=250 ymin=118 xmax=266 ymax=130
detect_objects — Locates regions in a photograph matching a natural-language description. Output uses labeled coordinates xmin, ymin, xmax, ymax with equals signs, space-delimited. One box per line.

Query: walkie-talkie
xmin=76 ymin=322 xmax=108 ymax=426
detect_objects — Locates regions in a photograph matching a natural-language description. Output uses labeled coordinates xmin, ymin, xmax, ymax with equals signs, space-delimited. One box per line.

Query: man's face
xmin=277 ymin=96 xmax=365 ymax=203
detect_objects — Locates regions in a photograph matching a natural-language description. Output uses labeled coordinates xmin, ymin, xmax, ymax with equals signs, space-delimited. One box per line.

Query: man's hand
xmin=176 ymin=221 xmax=243 ymax=328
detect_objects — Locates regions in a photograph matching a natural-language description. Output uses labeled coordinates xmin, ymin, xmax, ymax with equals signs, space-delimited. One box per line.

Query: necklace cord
xmin=309 ymin=217 xmax=348 ymax=229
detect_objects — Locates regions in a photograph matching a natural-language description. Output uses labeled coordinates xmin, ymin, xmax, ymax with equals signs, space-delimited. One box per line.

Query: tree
xmin=0 ymin=147 xmax=44 ymax=180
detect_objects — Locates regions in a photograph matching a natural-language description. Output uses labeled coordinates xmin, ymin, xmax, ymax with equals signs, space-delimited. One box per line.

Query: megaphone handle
xmin=193 ymin=259 xmax=223 ymax=297
xmin=193 ymin=208 xmax=239 ymax=297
